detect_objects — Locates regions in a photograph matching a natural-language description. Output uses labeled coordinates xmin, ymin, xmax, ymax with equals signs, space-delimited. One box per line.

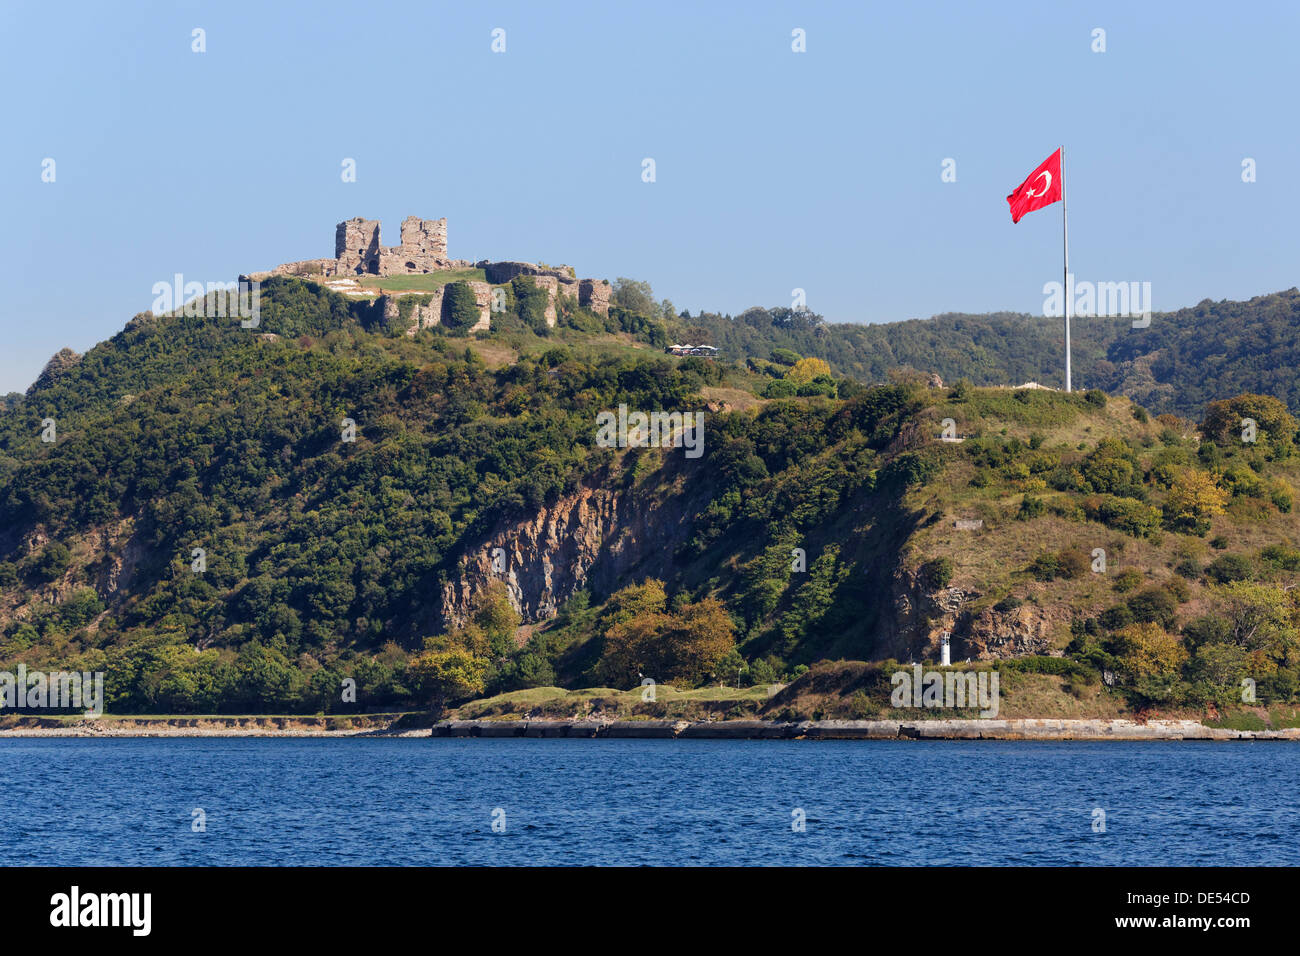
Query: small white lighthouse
xmin=940 ymin=631 xmax=951 ymax=667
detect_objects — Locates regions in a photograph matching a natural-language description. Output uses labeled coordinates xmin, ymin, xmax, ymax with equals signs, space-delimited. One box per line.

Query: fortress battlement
xmin=244 ymin=216 xmax=612 ymax=333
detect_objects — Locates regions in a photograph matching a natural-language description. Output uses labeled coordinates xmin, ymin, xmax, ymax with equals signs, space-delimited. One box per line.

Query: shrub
xmin=762 ymin=378 xmax=798 ymax=399
xmin=511 ymin=276 xmax=552 ymax=333
xmin=1028 ymin=553 xmax=1060 ymax=581
xmin=770 ymin=348 xmax=802 ymax=367
xmin=1089 ymin=495 xmax=1162 ymax=539
xmin=1057 ymin=549 xmax=1090 ymax=579
xmin=1163 ymin=576 xmax=1191 ymax=603
xmin=1219 ymin=464 xmax=1264 ymax=499
xmin=1270 ymin=481 xmax=1294 ymax=513
xmin=1113 ymin=569 xmax=1144 ymax=593
xmin=1017 ymin=495 xmax=1045 ymax=520
xmin=1162 ymin=468 xmax=1229 ymax=536
xmin=29 ymin=542 xmax=71 ymax=582
xmin=1259 ymin=545 xmax=1300 ymax=572
xmin=796 ymin=375 xmax=838 ymax=398
xmin=1080 ymin=439 xmax=1140 ymax=495
xmin=919 ymin=558 xmax=954 ymax=590
xmin=1127 ymin=586 xmax=1178 ymax=628
xmin=1206 ymin=553 xmax=1253 ymax=584
xmin=1099 ymin=605 xmax=1134 ymax=631
xmin=879 ymin=451 xmax=940 ymax=489
xmin=1181 ymin=613 xmax=1233 ymax=650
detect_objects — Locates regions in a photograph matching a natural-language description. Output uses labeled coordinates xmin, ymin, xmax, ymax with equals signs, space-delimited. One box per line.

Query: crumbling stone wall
xmin=400 ymin=216 xmax=447 ymax=259
xmin=331 ymin=216 xmax=449 ymax=276
xmin=272 ymin=258 xmax=337 ymax=278
xmin=466 ymin=281 xmax=493 ymax=331
xmin=529 ymin=275 xmax=560 ymax=327
xmin=382 ymin=291 xmax=446 ymax=335
xmin=335 ymin=218 xmax=382 ymax=275
xmin=481 ymin=260 xmax=572 ymax=284
xmin=579 ymin=278 xmax=612 ymax=315
xmin=261 ymin=217 xmax=612 ymax=330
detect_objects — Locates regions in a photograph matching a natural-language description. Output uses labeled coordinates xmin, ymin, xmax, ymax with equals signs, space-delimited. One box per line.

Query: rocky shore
xmin=3 ymin=716 xmax=1297 ymax=740
xmin=429 ymin=718 xmax=1300 ymax=741
xmin=0 ymin=715 xmax=420 ymax=738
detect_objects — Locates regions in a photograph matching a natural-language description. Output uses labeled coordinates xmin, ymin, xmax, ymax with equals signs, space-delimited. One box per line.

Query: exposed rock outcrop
xmin=959 ymin=601 xmax=1060 ymax=659
xmin=883 ymin=564 xmax=980 ymax=661
xmin=439 ymin=478 xmax=700 ymax=627
xmin=883 ymin=560 xmax=1061 ymax=662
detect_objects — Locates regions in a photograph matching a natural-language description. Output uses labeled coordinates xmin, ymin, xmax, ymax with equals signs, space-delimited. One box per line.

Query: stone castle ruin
xmin=334 ymin=216 xmax=449 ymax=276
xmin=245 ymin=216 xmax=612 ymax=335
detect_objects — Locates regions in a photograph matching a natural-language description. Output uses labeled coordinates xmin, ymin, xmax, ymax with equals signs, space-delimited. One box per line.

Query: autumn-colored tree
xmin=1114 ymin=622 xmax=1188 ymax=680
xmin=657 ymin=597 xmax=736 ymax=686
xmin=406 ymin=649 xmax=488 ymax=715
xmin=600 ymin=579 xmax=668 ymax=629
xmin=1201 ymin=393 xmax=1297 ymax=453
xmin=473 ymin=581 xmax=522 ymax=653
xmin=785 ymin=357 xmax=833 ymax=384
xmin=426 ymin=582 xmax=521 ymax=661
xmin=597 ymin=610 xmax=671 ymax=687
xmin=595 ymin=582 xmax=735 ymax=688
xmin=1213 ymin=581 xmax=1299 ymax=659
xmin=595 ymin=579 xmax=670 ymax=686
xmin=1162 ymin=467 xmax=1229 ymax=535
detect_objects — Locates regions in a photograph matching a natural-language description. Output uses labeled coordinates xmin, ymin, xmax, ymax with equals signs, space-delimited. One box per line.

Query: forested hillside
xmin=3 ymin=275 xmax=1300 ymax=717
xmin=662 ymin=287 xmax=1300 ymax=419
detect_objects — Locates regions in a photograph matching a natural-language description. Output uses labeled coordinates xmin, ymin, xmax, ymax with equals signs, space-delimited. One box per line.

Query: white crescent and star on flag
xmin=1025 ymin=170 xmax=1052 ymax=199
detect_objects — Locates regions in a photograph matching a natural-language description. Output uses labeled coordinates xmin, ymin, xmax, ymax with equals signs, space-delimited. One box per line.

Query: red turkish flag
xmin=1006 ymin=148 xmax=1062 ymax=223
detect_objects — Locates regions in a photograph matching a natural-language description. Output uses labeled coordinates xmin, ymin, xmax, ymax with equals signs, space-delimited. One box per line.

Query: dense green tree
xmin=442 ymin=281 xmax=481 ymax=332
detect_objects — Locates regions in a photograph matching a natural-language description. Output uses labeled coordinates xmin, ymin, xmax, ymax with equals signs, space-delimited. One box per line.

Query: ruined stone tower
xmin=330 ymin=216 xmax=449 ymax=276
xmin=395 ymin=216 xmax=448 ymax=271
xmin=335 ymin=218 xmax=382 ymax=275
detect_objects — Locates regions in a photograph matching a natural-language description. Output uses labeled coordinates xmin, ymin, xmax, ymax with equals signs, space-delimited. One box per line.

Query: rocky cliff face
xmin=439 ymin=477 xmax=700 ymax=627
xmin=882 ymin=563 xmax=1060 ymax=662
xmin=882 ymin=564 xmax=980 ymax=660
xmin=958 ymin=602 xmax=1060 ymax=659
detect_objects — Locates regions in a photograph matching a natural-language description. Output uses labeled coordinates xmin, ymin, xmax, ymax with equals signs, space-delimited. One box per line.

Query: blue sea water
xmin=1 ymin=738 xmax=1296 ymax=866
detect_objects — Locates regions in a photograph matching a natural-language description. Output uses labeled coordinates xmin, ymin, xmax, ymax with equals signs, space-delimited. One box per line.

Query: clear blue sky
xmin=2 ymin=0 xmax=1296 ymax=392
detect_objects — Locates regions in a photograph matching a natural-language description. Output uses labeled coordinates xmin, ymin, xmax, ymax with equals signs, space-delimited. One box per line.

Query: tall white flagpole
xmin=1062 ymin=145 xmax=1071 ymax=392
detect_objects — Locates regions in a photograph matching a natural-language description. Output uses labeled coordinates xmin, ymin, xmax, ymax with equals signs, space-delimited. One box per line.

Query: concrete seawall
xmin=4 ymin=716 xmax=1297 ymax=739
xmin=432 ymin=718 xmax=1300 ymax=741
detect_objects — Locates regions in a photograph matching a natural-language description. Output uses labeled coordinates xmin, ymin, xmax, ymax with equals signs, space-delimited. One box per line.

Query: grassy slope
xmin=358 ymin=268 xmax=487 ymax=292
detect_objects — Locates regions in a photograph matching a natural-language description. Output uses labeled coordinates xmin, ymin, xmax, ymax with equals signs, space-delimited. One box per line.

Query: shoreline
xmin=1 ymin=716 xmax=1297 ymax=740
